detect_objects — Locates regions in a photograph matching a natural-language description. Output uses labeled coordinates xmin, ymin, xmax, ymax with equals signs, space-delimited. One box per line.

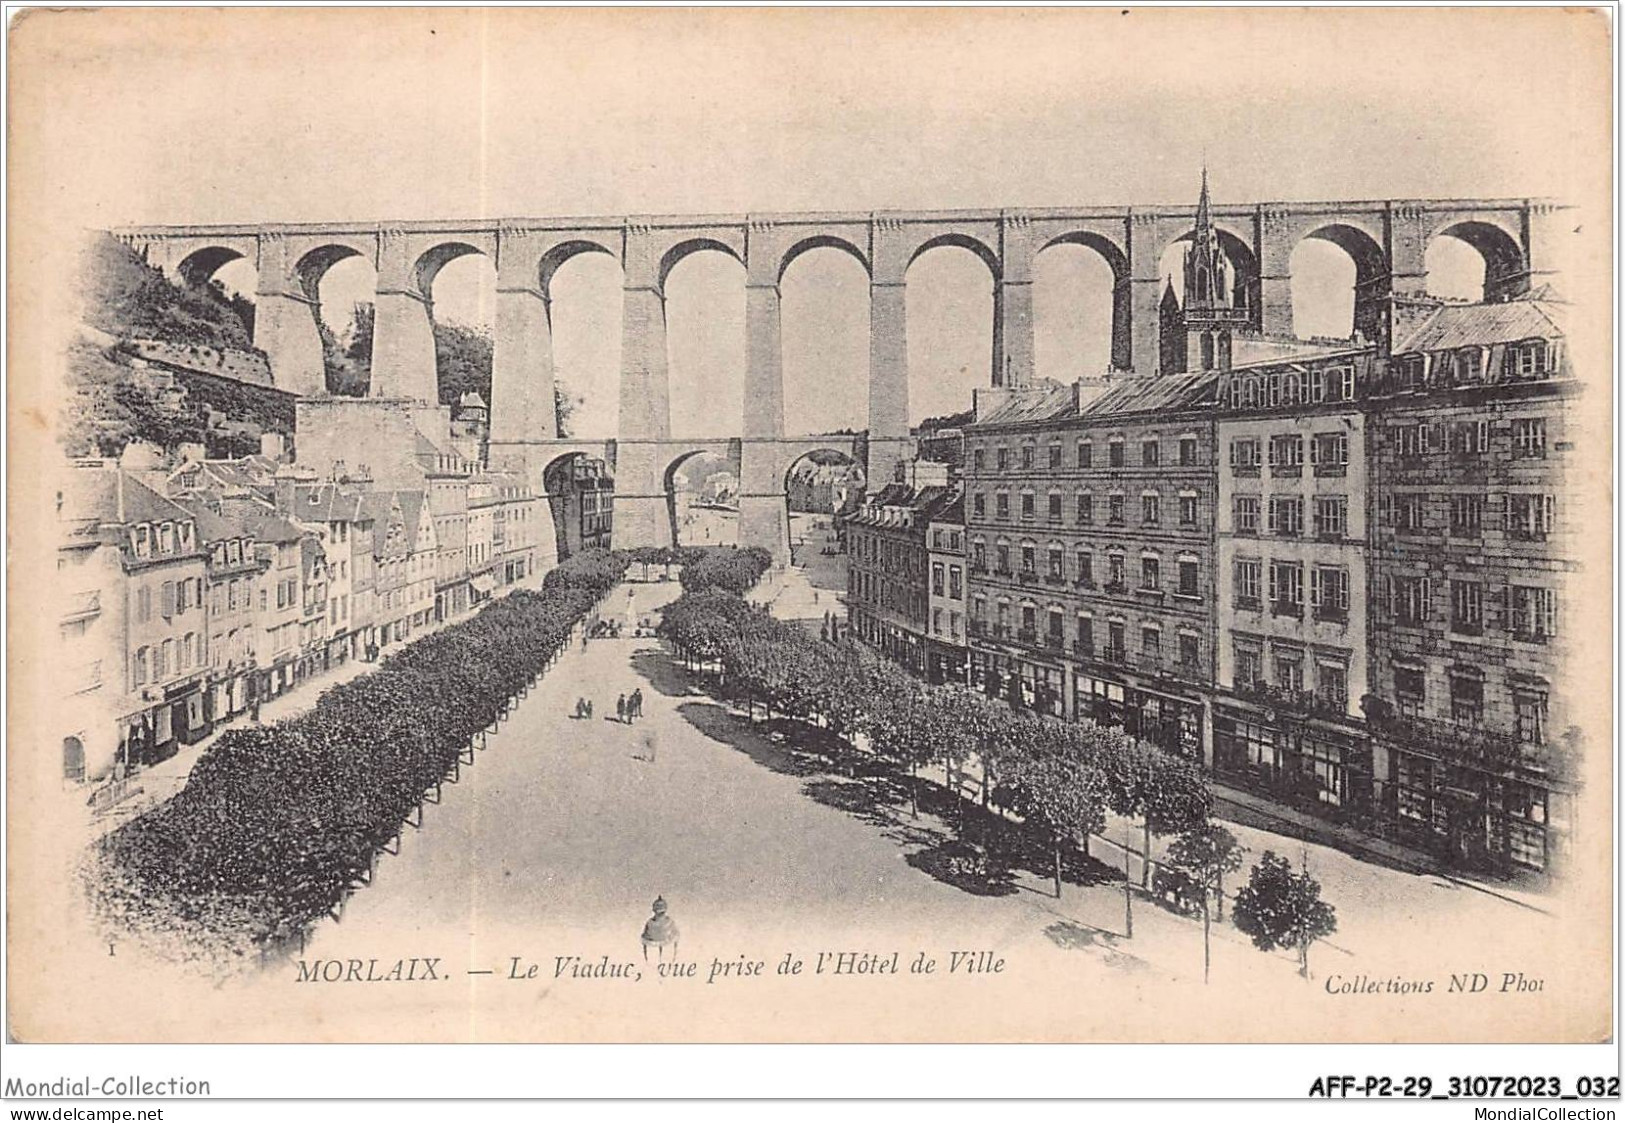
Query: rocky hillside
xmin=61 ymin=236 xmax=294 ymax=460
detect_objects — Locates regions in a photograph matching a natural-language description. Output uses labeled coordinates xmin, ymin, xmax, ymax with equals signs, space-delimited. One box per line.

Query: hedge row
xmin=93 ymin=567 xmax=622 ymax=962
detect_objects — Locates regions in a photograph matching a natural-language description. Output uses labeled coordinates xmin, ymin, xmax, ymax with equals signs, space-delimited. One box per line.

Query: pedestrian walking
xmin=616 ymin=694 xmax=627 ymax=723
xmin=631 ymin=688 xmax=643 ymax=720
xmin=585 ymin=699 xmax=593 ymax=720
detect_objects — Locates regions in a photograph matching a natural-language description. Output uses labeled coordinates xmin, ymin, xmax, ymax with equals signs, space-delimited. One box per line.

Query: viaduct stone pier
xmin=114 ymin=196 xmax=1562 ymax=563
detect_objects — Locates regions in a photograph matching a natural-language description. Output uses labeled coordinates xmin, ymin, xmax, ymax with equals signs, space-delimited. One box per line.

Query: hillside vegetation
xmin=62 ymin=236 xmax=291 ymax=459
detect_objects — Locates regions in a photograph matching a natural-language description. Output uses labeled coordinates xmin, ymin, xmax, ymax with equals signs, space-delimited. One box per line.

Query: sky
xmin=16 ymin=7 xmax=1609 ymax=438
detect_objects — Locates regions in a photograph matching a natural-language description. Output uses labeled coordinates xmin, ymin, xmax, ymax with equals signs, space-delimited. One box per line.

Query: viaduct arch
xmin=115 ymin=197 xmax=1565 ymax=563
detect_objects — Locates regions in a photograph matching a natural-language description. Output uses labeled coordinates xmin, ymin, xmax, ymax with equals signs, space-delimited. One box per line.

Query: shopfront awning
xmin=471 ymin=573 xmax=499 ymax=595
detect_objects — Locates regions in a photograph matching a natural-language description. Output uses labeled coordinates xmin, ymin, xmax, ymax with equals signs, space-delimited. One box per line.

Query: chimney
xmin=260 ymin=432 xmax=287 ymax=461
xmin=973 ymin=386 xmax=1015 ymax=422
xmin=273 ymin=463 xmax=316 ymax=514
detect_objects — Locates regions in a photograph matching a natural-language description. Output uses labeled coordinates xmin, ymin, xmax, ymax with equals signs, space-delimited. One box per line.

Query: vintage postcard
xmin=4 ymin=6 xmax=1614 ymax=1049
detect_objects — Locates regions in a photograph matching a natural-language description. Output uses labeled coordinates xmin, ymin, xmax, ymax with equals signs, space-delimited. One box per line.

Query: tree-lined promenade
xmin=91 ymin=548 xmax=635 ymax=962
xmin=90 ymin=542 xmax=1343 ymax=983
xmin=657 ymin=585 xmax=1339 ymax=979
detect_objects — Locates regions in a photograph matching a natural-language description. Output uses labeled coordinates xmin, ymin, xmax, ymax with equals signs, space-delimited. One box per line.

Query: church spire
xmin=1196 ymin=161 xmax=1212 ymax=233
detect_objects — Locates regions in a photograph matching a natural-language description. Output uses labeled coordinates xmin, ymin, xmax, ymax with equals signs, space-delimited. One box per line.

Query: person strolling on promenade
xmin=616 ymin=694 xmax=627 ymax=723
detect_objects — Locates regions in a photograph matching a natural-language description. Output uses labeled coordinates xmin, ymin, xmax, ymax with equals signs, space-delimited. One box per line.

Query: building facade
xmin=177 ymin=500 xmax=267 ymax=729
xmin=102 ymin=472 xmax=213 ymax=767
xmin=843 ymin=481 xmax=954 ymax=677
xmin=1365 ymin=297 xmax=1579 ymax=875
xmin=925 ymin=494 xmax=968 ymax=685
xmin=1212 ymin=346 xmax=1379 ymax=816
xmin=964 ymin=376 xmax=1219 ymax=755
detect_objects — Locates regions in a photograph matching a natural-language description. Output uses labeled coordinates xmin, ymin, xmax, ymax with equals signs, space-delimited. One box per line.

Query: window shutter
xmin=161 ymin=581 xmax=175 ymax=618
xmin=1310 ymin=567 xmax=1323 ymax=608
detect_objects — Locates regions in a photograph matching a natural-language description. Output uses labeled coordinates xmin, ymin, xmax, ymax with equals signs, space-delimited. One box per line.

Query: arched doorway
xmin=782 ymin=449 xmax=863 ymax=617
xmin=666 ymin=449 xmax=739 ymax=547
xmin=543 ymin=451 xmax=614 ymax=561
xmin=62 ymin=736 xmax=86 ymax=782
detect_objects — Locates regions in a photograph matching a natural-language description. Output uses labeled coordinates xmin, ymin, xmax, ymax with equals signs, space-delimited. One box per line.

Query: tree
xmin=1232 ymin=850 xmax=1338 ymax=979
xmin=1166 ymin=824 xmax=1247 ymax=984
xmin=1105 ymin=742 xmax=1211 ymax=888
xmin=434 ymin=320 xmax=493 ymax=406
xmin=1001 ymin=754 xmax=1108 ymax=899
xmin=554 ymin=374 xmax=583 ymax=438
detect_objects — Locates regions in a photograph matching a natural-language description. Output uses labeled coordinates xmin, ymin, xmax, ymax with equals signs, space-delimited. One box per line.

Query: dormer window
xmin=133 ymin=525 xmax=152 ymax=558
xmin=1393 ymin=354 xmax=1426 ymax=391
xmin=179 ymin=521 xmax=195 ymax=550
xmin=1457 ymin=348 xmax=1483 ymax=383
xmin=158 ymin=522 xmax=175 ymax=553
xmin=1505 ymin=339 xmax=1558 ymax=380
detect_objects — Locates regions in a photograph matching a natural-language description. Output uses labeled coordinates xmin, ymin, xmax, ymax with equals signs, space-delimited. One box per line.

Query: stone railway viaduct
xmin=115 ymin=197 xmax=1562 ymax=563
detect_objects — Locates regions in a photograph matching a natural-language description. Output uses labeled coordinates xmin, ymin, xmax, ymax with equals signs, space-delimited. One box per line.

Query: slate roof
xmin=1395 ymin=299 xmax=1566 ymax=354
xmin=1079 ymin=369 xmax=1221 ymax=419
xmin=397 ymin=490 xmax=431 ymax=552
xmin=289 ymin=483 xmax=369 ymax=524
xmin=932 ymin=492 xmax=965 ymax=525
xmin=171 ymin=497 xmax=247 ymax=544
xmin=974 ymin=382 xmax=1078 ymax=427
xmin=238 ymin=510 xmax=306 ymax=545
